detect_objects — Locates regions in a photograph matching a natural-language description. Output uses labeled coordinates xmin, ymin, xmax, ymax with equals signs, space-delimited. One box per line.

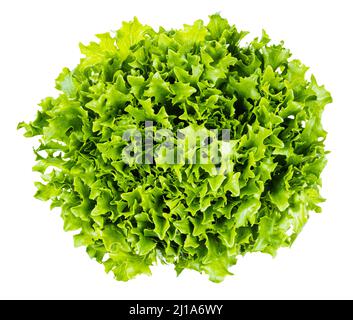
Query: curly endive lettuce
xmin=18 ymin=15 xmax=332 ymax=282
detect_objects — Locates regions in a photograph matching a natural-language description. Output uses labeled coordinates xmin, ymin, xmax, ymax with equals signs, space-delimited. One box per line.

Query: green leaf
xmin=233 ymin=75 xmax=261 ymax=100
xmin=116 ymin=17 xmax=151 ymax=62
xmin=234 ymin=198 xmax=261 ymax=227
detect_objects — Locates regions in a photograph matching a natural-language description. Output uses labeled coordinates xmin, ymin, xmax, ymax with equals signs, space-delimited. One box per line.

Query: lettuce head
xmin=18 ymin=14 xmax=332 ymax=282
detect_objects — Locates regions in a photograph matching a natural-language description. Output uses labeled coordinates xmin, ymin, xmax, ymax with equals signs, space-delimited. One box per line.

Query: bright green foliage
xmin=19 ymin=15 xmax=331 ymax=282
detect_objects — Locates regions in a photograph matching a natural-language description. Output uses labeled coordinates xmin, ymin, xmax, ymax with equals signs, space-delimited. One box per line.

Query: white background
xmin=0 ymin=0 xmax=352 ymax=300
